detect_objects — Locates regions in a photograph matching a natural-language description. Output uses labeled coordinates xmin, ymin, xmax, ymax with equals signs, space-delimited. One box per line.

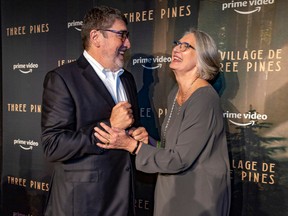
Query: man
xmin=41 ymin=6 xmax=140 ymax=216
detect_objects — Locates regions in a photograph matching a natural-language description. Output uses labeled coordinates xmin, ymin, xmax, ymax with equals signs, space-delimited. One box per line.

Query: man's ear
xmin=90 ymin=29 xmax=101 ymax=47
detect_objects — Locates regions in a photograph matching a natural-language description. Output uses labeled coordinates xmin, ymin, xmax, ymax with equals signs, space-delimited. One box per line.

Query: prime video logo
xmin=222 ymin=0 xmax=275 ymax=14
xmin=67 ymin=20 xmax=83 ymax=31
xmin=14 ymin=139 xmax=39 ymax=150
xmin=132 ymin=56 xmax=171 ymax=70
xmin=13 ymin=63 xmax=39 ymax=74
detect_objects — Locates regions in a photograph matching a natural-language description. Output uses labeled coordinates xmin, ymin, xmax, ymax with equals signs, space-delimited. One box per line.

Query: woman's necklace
xmin=162 ymin=77 xmax=198 ymax=146
xmin=177 ymin=77 xmax=198 ymax=114
xmin=162 ymin=96 xmax=177 ymax=146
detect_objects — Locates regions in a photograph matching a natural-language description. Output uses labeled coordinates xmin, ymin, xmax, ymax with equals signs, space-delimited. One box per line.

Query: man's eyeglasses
xmin=98 ymin=29 xmax=129 ymax=42
xmin=173 ymin=40 xmax=196 ymax=52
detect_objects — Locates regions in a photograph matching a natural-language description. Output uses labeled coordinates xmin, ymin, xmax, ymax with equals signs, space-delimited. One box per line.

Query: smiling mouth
xmin=119 ymin=50 xmax=125 ymax=55
xmin=172 ymin=55 xmax=182 ymax=62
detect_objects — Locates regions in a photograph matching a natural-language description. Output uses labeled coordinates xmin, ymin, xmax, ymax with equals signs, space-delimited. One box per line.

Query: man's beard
xmin=111 ymin=56 xmax=124 ymax=71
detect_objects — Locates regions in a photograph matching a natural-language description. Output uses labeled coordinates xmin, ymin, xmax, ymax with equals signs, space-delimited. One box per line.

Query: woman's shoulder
xmin=189 ymin=85 xmax=221 ymax=109
xmin=194 ymin=84 xmax=218 ymax=96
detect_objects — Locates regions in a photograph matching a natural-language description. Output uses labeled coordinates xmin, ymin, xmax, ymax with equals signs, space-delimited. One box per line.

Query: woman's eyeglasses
xmin=173 ymin=40 xmax=196 ymax=52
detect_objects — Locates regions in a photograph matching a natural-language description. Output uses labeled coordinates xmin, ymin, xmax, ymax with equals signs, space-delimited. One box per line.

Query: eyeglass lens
xmin=173 ymin=41 xmax=194 ymax=51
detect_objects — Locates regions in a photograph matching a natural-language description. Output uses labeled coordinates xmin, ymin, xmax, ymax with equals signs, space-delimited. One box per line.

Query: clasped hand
xmin=110 ymin=101 xmax=134 ymax=129
xmin=94 ymin=122 xmax=148 ymax=152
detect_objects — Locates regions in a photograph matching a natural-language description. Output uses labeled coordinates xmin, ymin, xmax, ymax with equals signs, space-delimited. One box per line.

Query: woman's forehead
xmin=180 ymin=33 xmax=195 ymax=43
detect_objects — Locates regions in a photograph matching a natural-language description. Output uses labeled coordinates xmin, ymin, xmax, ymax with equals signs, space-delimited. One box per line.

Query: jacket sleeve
xmin=41 ymin=71 xmax=106 ymax=162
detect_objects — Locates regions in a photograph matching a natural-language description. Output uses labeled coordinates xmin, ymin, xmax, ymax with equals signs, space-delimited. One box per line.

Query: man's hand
xmin=110 ymin=101 xmax=134 ymax=129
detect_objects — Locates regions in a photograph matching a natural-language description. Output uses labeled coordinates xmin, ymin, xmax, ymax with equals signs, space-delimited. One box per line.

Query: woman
xmin=95 ymin=29 xmax=231 ymax=216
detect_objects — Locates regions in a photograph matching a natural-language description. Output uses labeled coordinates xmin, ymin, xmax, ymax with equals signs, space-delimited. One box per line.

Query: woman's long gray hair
xmin=184 ymin=28 xmax=220 ymax=81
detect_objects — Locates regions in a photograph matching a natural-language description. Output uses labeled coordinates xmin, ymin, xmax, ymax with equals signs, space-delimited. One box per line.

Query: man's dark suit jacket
xmin=41 ymin=54 xmax=140 ymax=216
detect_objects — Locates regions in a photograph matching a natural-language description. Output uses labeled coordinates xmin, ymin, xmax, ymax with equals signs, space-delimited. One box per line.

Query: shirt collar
xmin=103 ymin=68 xmax=124 ymax=79
xmin=83 ymin=50 xmax=124 ymax=79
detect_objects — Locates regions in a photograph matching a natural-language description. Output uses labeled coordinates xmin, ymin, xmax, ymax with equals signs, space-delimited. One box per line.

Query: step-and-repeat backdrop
xmin=1 ymin=0 xmax=288 ymax=215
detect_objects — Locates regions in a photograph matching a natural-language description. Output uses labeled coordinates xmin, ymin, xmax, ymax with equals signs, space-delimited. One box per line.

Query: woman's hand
xmin=94 ymin=122 xmax=137 ymax=153
xmin=128 ymin=127 xmax=149 ymax=144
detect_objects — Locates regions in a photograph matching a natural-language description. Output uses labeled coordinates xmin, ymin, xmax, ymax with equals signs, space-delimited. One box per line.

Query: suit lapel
xmin=77 ymin=54 xmax=115 ymax=108
xmin=120 ymin=72 xmax=133 ymax=103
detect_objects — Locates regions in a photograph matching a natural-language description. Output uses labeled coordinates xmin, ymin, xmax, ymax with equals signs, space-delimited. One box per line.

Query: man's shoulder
xmin=50 ymin=55 xmax=87 ymax=76
xmin=57 ymin=55 xmax=86 ymax=71
xmin=54 ymin=61 xmax=78 ymax=73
